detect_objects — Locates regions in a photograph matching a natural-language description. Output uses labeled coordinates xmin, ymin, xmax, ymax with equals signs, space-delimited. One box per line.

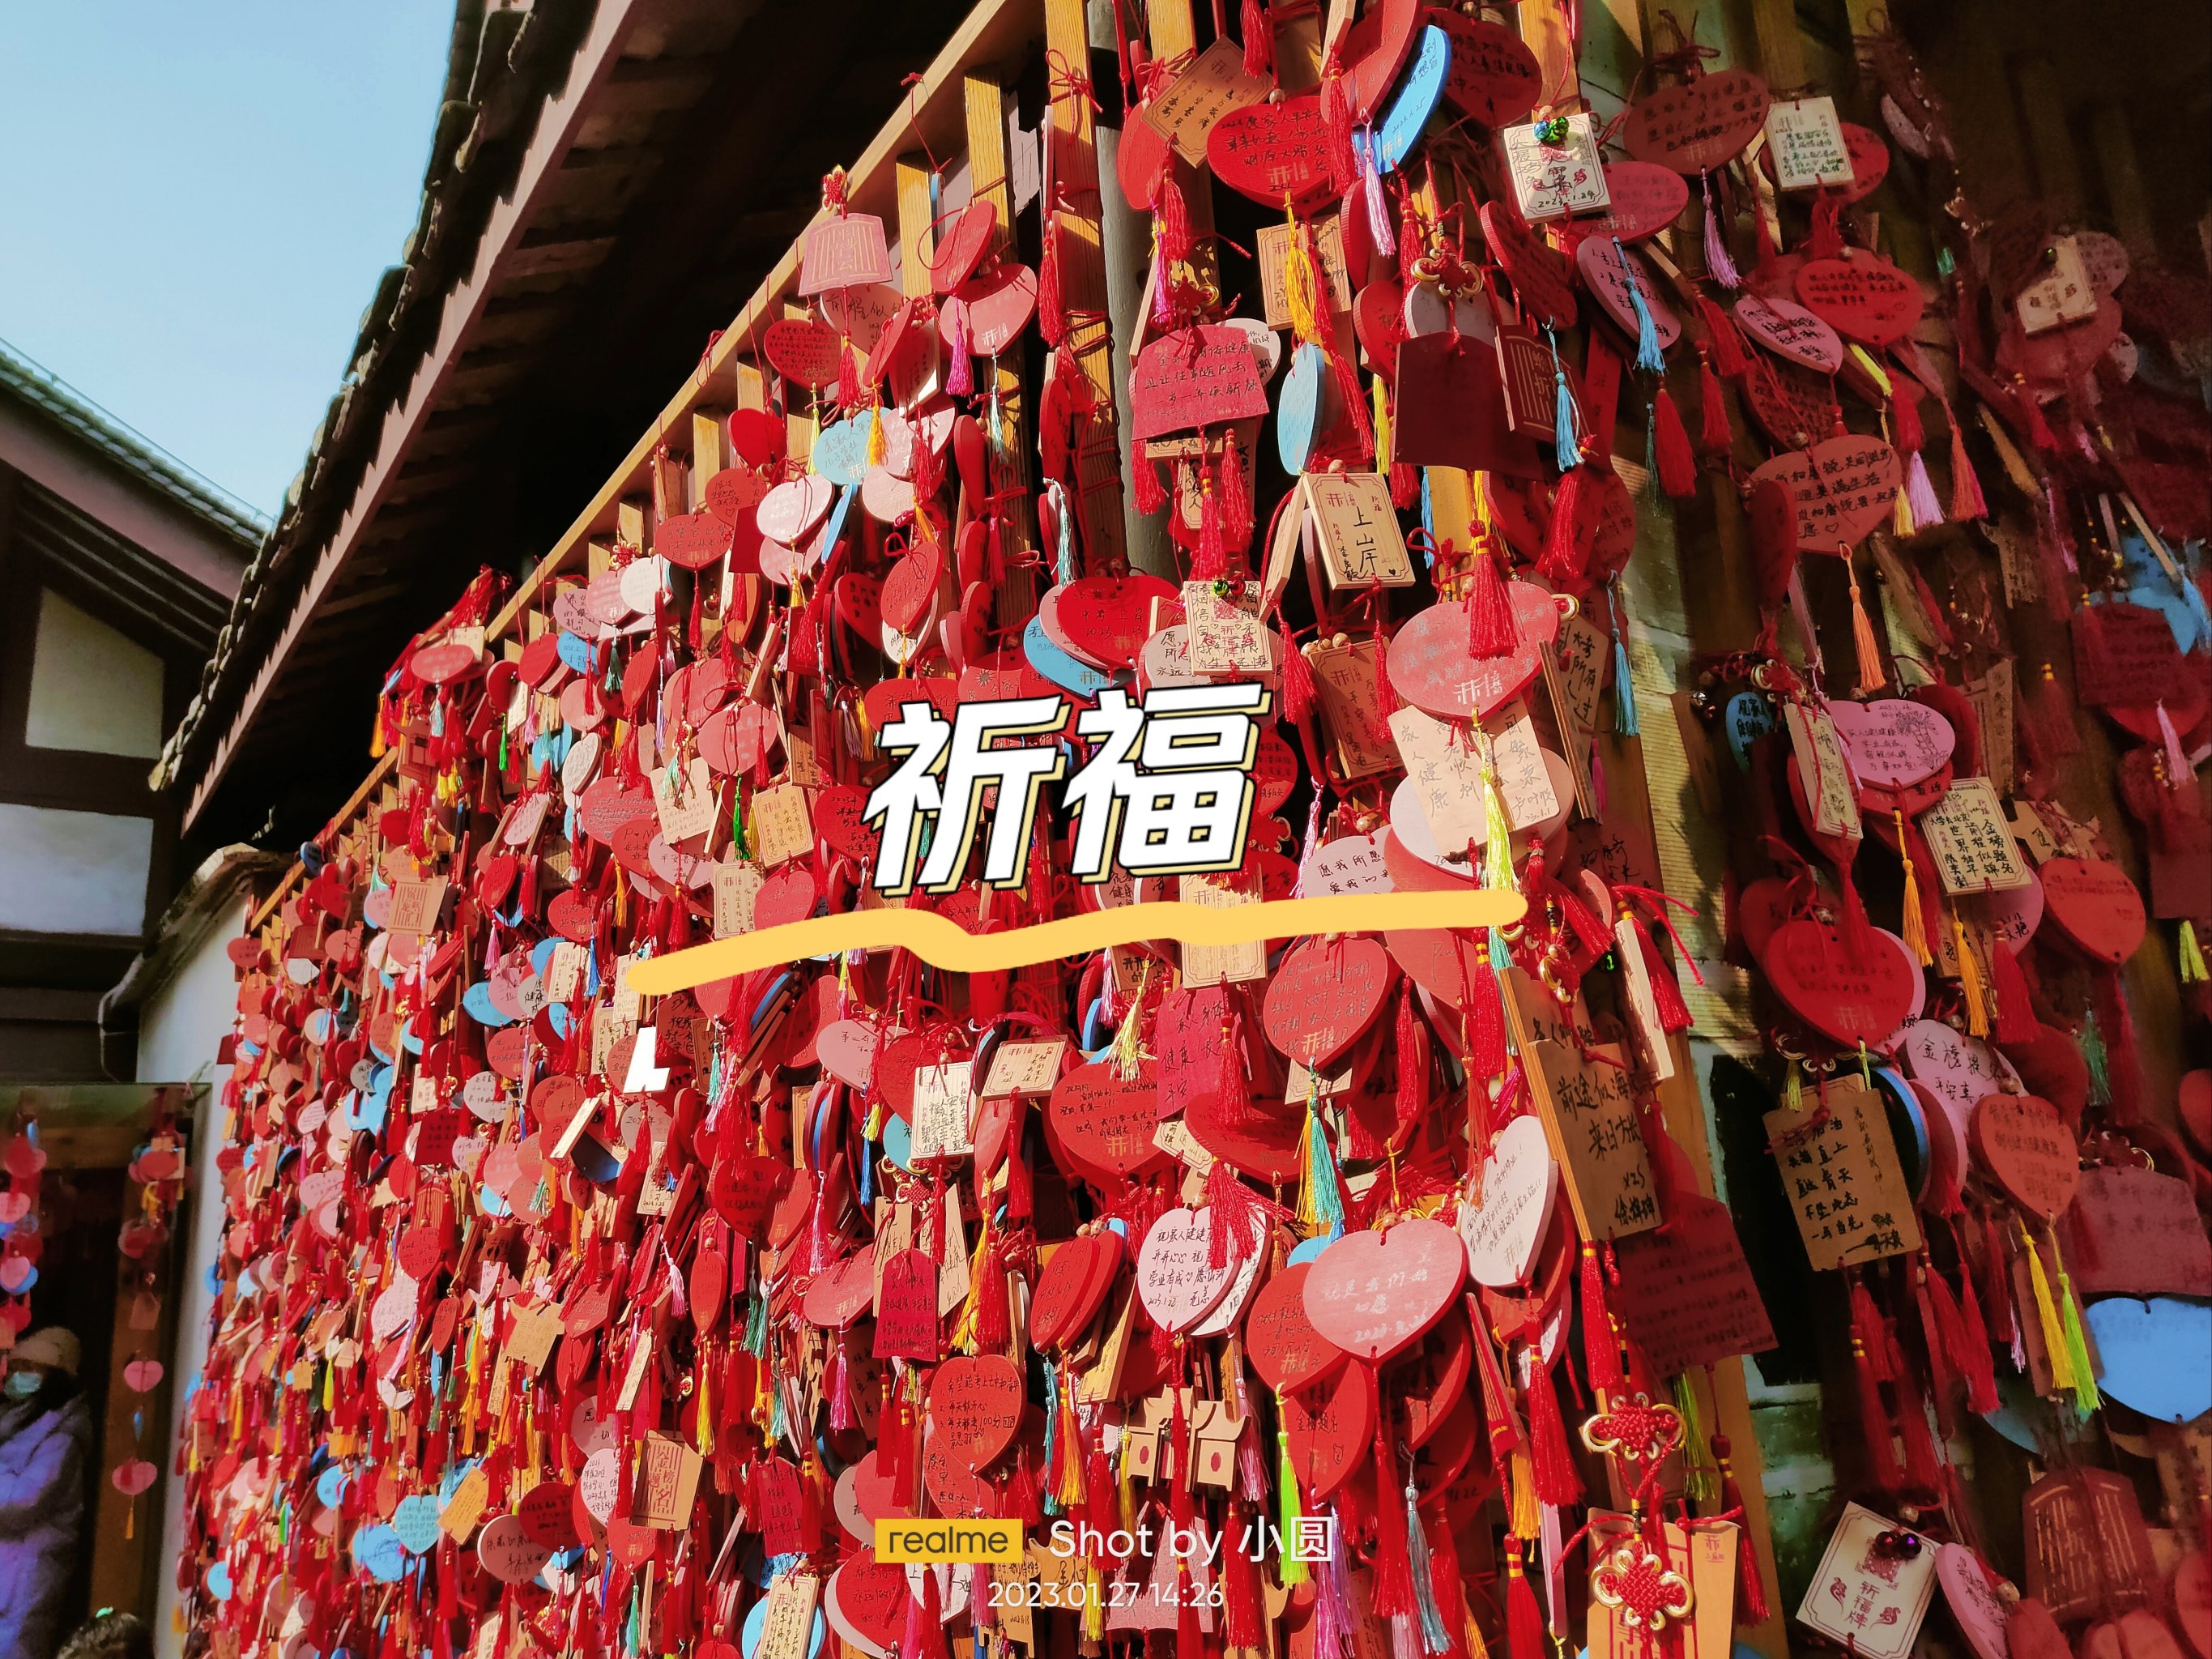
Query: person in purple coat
xmin=0 ymin=1329 xmax=92 ymax=1659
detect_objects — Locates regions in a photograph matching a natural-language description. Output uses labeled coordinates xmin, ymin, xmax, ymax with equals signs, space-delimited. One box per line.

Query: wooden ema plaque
xmin=1764 ymin=1081 xmax=1923 ymax=1270
xmin=1523 ymin=1040 xmax=1660 ymax=1243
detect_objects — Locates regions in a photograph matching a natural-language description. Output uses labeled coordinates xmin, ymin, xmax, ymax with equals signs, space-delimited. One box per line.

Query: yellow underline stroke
xmin=629 ymin=890 xmax=1528 ymax=995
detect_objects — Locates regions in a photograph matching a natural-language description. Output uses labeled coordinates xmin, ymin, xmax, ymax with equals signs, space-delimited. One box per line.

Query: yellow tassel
xmin=1373 ymin=373 xmax=1392 ymax=474
xmin=867 ymin=399 xmax=886 ymax=467
xmin=1785 ymin=1060 xmax=1803 ymax=1114
xmin=369 ymin=710 xmax=387 ymax=759
xmin=2180 ymin=920 xmax=2208 ymax=984
xmin=2049 ymin=1230 xmax=2101 ymax=1415
xmin=2018 ymin=1222 xmax=2074 ymax=1392
xmin=614 ymin=864 xmax=629 ymax=930
xmin=1893 ymin=483 xmax=1916 ymax=539
xmin=697 ymin=1351 xmax=715 ymax=1456
xmin=1847 ymin=557 xmax=1886 ymax=694
xmin=1896 ymin=811 xmax=1932 ymax=966
xmin=1507 ymin=1445 xmax=1540 ymax=1540
xmin=1281 ymin=194 xmax=1323 ymax=348
xmin=1849 ymin=345 xmax=1894 ymax=399
xmin=1952 ymin=915 xmax=1988 ymax=1038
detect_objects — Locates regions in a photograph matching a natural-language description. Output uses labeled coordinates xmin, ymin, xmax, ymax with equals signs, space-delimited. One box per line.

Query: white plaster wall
xmin=135 ymin=897 xmax=248 ymax=1659
xmin=0 ymin=803 xmax=154 ymax=936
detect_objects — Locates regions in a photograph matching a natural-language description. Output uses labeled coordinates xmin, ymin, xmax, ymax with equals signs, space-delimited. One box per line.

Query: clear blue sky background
xmin=0 ymin=2 xmax=457 ymax=519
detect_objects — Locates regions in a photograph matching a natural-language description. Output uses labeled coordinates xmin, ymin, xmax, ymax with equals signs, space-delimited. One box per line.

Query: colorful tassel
xmin=2180 ymin=920 xmax=2209 ymax=983
xmin=1276 ymin=1395 xmax=1308 ymax=1584
xmin=1698 ymin=352 xmax=1733 ymax=454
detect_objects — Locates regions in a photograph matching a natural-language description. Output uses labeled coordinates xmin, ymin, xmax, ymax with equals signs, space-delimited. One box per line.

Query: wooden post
xmin=897 ymin=155 xmax=939 ymax=297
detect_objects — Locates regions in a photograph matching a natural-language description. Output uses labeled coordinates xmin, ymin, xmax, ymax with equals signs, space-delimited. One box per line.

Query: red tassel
xmin=1322 ymin=65 xmax=1357 ymax=196
xmin=1368 ymin=1364 xmax=1417 ymax=1614
xmin=974 ymin=1231 xmax=1011 ymax=1350
xmin=1132 ymin=453 xmax=1169 ymax=516
xmin=1204 ymin=1159 xmax=1269 ymax=1273
xmin=1241 ymin=0 xmax=1273 ymax=80
xmin=904 ymin=1555 xmax=948 ymax=1659
xmin=1896 ymin=1360 xmax=1945 ymax=1495
xmin=1219 ymin=431 xmax=1252 ymax=560
xmin=1711 ymin=1435 xmax=1772 ymax=1624
xmin=1698 ymin=356 xmax=1733 ymax=458
xmin=1927 ymin=1256 xmax=1999 ymax=1415
xmin=1635 ymin=916 xmax=1695 ymax=1033
xmin=1156 ymin=170 xmax=1191 ymax=268
xmin=1949 ymin=417 xmax=1988 ymax=520
xmin=1540 ymin=467 xmax=1592 ymax=586
xmin=2019 ymin=663 xmax=2081 ymax=773
xmin=1466 ymin=546 xmax=1520 ymax=658
xmin=1221 ymin=1500 xmax=1264 ymax=1645
xmin=1169 ymin=1392 xmax=1204 ymax=1654
xmin=1279 ymin=627 xmax=1315 ymax=724
xmin=1468 ymin=948 xmax=1507 ymax=1089
xmin=1005 ymin=1448 xmax=1044 ymax=1526
xmin=1652 ymin=386 xmax=1698 ymax=497
xmin=1507 ymin=1549 xmax=1547 ymax=1659
xmin=1747 ymin=476 xmax=1800 ymax=612
xmin=1848 ymin=1277 xmax=1903 ymax=1490
xmin=1913 ymin=1267 xmax=1962 ymax=1437
xmin=1427 ymin=1504 xmax=1469 ymax=1657
xmin=1808 ymin=194 xmax=1844 ymax=259
xmin=1196 ymin=463 xmax=1227 ymax=579
xmin=837 ymin=339 xmax=860 ymax=412
xmin=1391 ymin=455 xmax=1418 ymax=510
xmin=1580 ymin=1244 xmax=1625 ymax=1397
xmin=1037 ymin=211 xmax=1066 ymax=349
xmin=1525 ymin=1353 xmax=1584 ymax=1506
xmin=1990 ymin=943 xmax=2038 ymax=1045
xmin=1891 ymin=381 xmax=1924 ymax=455
xmin=1217 ymin=999 xmax=1252 ymax=1126
xmin=2096 ymin=970 xmax=2144 ymax=1123
xmin=1694 ymin=295 xmax=1750 ymax=376
xmin=1394 ymin=980 xmax=1427 ymax=1138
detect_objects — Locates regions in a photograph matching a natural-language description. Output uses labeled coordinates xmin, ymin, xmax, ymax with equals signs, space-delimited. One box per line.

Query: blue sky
xmin=0 ymin=2 xmax=455 ymax=518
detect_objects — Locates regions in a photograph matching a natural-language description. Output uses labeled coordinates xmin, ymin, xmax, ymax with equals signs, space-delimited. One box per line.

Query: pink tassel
xmin=944 ymin=299 xmax=973 ymax=397
xmin=1903 ymin=450 xmax=1944 ymax=531
xmin=1701 ymin=171 xmax=1740 ymax=288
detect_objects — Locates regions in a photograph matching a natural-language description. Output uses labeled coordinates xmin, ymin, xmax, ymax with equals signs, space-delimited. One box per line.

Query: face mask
xmin=4 ymin=1372 xmax=39 ymax=1400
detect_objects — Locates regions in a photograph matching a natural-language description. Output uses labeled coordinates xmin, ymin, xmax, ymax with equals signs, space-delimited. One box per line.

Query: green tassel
xmin=2080 ymin=1010 xmax=2112 ymax=1107
xmin=1276 ymin=1406 xmax=1309 ymax=1585
xmin=2055 ymin=1244 xmax=2102 ymax=1417
xmin=1297 ymin=1106 xmax=1345 ymax=1238
xmin=1673 ymin=1373 xmax=1720 ymax=1505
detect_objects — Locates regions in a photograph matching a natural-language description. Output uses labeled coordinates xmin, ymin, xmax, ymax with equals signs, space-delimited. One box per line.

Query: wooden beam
xmin=896 ymin=155 xmax=938 ymax=297
xmin=965 ymin=71 xmax=1041 ymax=625
xmin=1042 ymin=0 xmax=1128 ymax=574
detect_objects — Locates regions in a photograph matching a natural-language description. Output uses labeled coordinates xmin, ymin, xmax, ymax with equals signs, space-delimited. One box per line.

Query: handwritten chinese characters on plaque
xmin=1765 ymin=1081 xmax=1923 ymax=1270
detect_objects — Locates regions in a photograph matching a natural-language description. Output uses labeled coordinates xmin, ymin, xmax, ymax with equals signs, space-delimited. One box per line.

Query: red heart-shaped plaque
xmin=1434 ymin=13 xmax=1541 ymax=128
xmin=959 ymin=262 xmax=1038 ymax=358
xmin=654 ymin=510 xmax=731 ymax=571
xmin=1386 ymin=581 xmax=1560 ymax=720
xmin=1562 ymin=160 xmax=1690 ymax=245
xmin=1185 ymin=1090 xmax=1304 ymax=1184
xmin=1281 ymin=1350 xmax=1375 ymax=1500
xmin=1302 ymin=1218 xmax=1467 ymax=1362
xmin=2039 ymin=858 xmax=2146 ymax=966
xmin=761 ymin=318 xmax=843 ymax=390
xmin=927 ymin=1354 xmax=1025 ymax=1471
xmin=123 ymin=1358 xmax=165 ymax=1393
xmin=1622 ymin=69 xmax=1771 ymax=173
xmin=1575 ymin=237 xmax=1681 ymax=350
xmin=1263 ymin=936 xmax=1395 ymax=1066
xmin=110 ymin=1460 xmax=158 ymax=1496
xmin=1478 ymin=201 xmax=1576 ymax=329
xmin=880 ymin=540 xmax=943 ymax=635
xmin=1969 ymin=1094 xmax=2079 ymax=1221
xmin=1055 ymin=574 xmax=1177 ymax=667
xmin=1207 ymin=96 xmax=1335 ymax=209
xmin=1048 ymin=1062 xmax=1164 ymax=1178
xmin=1029 ymin=1230 xmax=1123 ymax=1350
xmin=1747 ymin=435 xmax=1901 ymax=550
xmin=829 ymin=1550 xmax=910 ymax=1655
xmin=1245 ymin=1262 xmax=1348 ymax=1393
xmin=1794 ymin=253 xmax=1922 ymax=348
xmin=1136 ymin=1207 xmax=1237 ymax=1333
xmin=1760 ymin=916 xmax=1919 ymax=1049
